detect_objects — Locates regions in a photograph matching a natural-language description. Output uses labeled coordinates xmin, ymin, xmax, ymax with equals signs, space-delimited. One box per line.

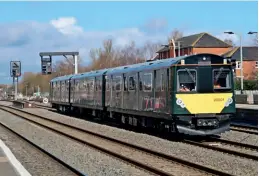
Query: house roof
xmin=222 ymin=46 xmax=258 ymax=61
xmin=157 ymin=32 xmax=232 ymax=53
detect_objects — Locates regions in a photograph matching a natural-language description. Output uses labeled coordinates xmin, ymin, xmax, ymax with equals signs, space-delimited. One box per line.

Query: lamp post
xmin=224 ymin=31 xmax=243 ymax=93
xmin=248 ymin=31 xmax=258 ymax=34
xmin=248 ymin=31 xmax=258 ymax=46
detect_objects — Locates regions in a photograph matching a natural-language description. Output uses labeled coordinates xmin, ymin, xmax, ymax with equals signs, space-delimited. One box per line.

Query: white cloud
xmin=50 ymin=17 xmax=84 ymax=36
xmin=0 ymin=16 xmax=168 ymax=79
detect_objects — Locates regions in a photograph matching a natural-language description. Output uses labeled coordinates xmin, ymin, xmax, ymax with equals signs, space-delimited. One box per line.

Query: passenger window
xmin=128 ymin=76 xmax=136 ymax=91
xmin=89 ymin=79 xmax=94 ymax=92
xmin=161 ymin=73 xmax=164 ymax=91
xmin=115 ymin=76 xmax=121 ymax=91
xmin=112 ymin=76 xmax=121 ymax=91
xmin=123 ymin=75 xmax=127 ymax=91
xmin=106 ymin=77 xmax=110 ymax=91
xmin=213 ymin=69 xmax=231 ymax=89
xmin=178 ymin=69 xmax=197 ymax=92
xmin=143 ymin=73 xmax=152 ymax=92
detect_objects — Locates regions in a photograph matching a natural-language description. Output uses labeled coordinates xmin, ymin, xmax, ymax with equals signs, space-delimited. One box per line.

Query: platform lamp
xmin=224 ymin=31 xmax=243 ymax=93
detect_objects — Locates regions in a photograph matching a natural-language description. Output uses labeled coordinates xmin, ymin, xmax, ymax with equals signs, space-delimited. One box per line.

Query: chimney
xmin=169 ymin=39 xmax=176 ymax=58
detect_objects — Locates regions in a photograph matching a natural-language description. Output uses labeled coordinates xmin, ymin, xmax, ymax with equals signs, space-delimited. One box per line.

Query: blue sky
xmin=0 ymin=1 xmax=257 ymax=84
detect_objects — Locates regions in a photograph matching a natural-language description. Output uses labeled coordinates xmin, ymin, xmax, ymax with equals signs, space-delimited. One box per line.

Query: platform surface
xmin=0 ymin=140 xmax=31 ymax=176
xmin=236 ymin=104 xmax=258 ymax=110
xmin=0 ymin=148 xmax=20 ymax=176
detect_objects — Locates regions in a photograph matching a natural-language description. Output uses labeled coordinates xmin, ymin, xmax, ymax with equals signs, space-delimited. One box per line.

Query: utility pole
xmin=177 ymin=41 xmax=182 ymax=57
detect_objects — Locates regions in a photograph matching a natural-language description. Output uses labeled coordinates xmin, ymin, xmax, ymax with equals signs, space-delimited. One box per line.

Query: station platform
xmin=236 ymin=104 xmax=258 ymax=110
xmin=0 ymin=140 xmax=31 ymax=176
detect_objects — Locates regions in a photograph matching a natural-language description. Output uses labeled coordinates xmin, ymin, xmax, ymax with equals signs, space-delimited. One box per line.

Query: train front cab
xmin=172 ymin=54 xmax=236 ymax=136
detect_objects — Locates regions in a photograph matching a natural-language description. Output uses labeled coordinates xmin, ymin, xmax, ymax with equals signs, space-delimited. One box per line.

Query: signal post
xmin=10 ymin=61 xmax=21 ymax=100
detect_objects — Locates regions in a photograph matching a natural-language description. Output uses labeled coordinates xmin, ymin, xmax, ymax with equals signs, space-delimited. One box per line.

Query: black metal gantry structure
xmin=39 ymin=52 xmax=79 ymax=75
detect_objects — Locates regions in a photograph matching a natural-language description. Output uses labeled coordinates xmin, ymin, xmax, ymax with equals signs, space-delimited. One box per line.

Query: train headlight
xmin=176 ymin=98 xmax=186 ymax=108
xmin=224 ymin=97 xmax=233 ymax=107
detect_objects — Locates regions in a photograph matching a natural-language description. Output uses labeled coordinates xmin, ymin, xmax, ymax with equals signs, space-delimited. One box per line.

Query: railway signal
xmin=10 ymin=61 xmax=21 ymax=77
xmin=10 ymin=61 xmax=21 ymax=100
xmin=41 ymin=56 xmax=52 ymax=75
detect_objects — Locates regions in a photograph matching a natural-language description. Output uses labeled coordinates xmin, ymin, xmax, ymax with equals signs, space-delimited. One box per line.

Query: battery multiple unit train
xmin=49 ymin=53 xmax=236 ymax=136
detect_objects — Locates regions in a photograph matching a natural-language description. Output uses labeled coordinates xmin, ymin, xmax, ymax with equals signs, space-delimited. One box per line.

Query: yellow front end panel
xmin=175 ymin=93 xmax=233 ymax=114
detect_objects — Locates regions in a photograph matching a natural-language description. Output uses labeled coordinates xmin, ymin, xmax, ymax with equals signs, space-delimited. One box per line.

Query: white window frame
xmin=143 ymin=73 xmax=153 ymax=92
xmin=213 ymin=68 xmax=231 ymax=90
xmin=177 ymin=69 xmax=197 ymax=91
xmin=255 ymin=61 xmax=258 ymax=68
xmin=236 ymin=61 xmax=241 ymax=69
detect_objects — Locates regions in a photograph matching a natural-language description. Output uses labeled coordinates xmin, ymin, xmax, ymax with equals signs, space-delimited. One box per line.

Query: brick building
xmin=156 ymin=32 xmax=232 ymax=59
xmin=222 ymin=46 xmax=258 ymax=80
xmin=154 ymin=32 xmax=258 ymax=80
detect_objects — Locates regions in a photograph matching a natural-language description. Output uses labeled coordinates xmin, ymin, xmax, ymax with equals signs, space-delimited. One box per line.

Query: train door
xmin=128 ymin=73 xmax=138 ymax=110
xmin=140 ymin=71 xmax=153 ymax=111
xmin=122 ymin=73 xmax=127 ymax=109
xmin=154 ymin=69 xmax=166 ymax=112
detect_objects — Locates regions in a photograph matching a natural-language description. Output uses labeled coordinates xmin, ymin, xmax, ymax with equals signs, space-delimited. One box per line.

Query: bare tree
xmin=142 ymin=41 xmax=162 ymax=60
xmin=224 ymin=38 xmax=234 ymax=46
xmin=168 ymin=28 xmax=183 ymax=42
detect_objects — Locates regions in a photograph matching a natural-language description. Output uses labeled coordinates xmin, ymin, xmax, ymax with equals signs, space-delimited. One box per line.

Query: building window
xmin=236 ymin=61 xmax=241 ymax=69
xmin=256 ymin=61 xmax=258 ymax=68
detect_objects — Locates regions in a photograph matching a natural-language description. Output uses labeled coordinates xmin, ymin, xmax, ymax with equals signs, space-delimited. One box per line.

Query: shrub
xmin=234 ymin=79 xmax=258 ymax=90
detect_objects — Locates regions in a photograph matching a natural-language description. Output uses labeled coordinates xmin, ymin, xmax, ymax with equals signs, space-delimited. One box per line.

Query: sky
xmin=0 ymin=1 xmax=257 ymax=84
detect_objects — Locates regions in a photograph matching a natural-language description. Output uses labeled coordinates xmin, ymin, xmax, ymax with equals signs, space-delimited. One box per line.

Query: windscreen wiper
xmin=185 ymin=68 xmax=195 ymax=82
xmin=215 ymin=67 xmax=224 ymax=81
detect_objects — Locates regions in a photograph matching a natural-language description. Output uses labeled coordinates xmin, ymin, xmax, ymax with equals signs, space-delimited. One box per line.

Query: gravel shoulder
xmin=0 ymin=124 xmax=77 ymax=176
xmin=22 ymin=108 xmax=258 ymax=176
xmin=0 ymin=109 xmax=150 ymax=176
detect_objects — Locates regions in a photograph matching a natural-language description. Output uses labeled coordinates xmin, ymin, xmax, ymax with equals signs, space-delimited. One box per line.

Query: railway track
xmin=0 ymin=105 xmax=233 ymax=176
xmin=0 ymin=118 xmax=85 ymax=176
xmin=230 ymin=124 xmax=258 ymax=135
xmin=183 ymin=137 xmax=257 ymax=161
xmin=22 ymin=102 xmax=259 ymax=161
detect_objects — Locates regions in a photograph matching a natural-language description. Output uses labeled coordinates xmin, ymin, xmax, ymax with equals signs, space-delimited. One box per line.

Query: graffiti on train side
xmin=143 ymin=96 xmax=166 ymax=111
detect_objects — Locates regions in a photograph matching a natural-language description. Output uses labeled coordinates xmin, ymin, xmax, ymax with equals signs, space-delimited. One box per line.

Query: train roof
xmin=70 ymin=68 xmax=109 ymax=80
xmin=50 ymin=53 xmax=228 ymax=82
xmin=50 ymin=74 xmax=75 ymax=82
xmin=105 ymin=53 xmax=228 ymax=75
xmin=105 ymin=55 xmax=186 ymax=75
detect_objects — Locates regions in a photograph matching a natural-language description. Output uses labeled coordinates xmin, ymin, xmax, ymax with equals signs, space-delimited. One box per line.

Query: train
xmin=49 ymin=53 xmax=236 ymax=136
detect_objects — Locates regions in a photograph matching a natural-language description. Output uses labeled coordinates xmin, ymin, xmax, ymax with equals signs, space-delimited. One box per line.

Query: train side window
xmin=161 ymin=73 xmax=165 ymax=91
xmin=66 ymin=81 xmax=69 ymax=91
xmin=155 ymin=70 xmax=160 ymax=91
xmin=177 ymin=69 xmax=197 ymax=92
xmin=115 ymin=76 xmax=122 ymax=91
xmin=139 ymin=73 xmax=143 ymax=91
xmin=89 ymin=79 xmax=94 ymax=92
xmin=106 ymin=77 xmax=110 ymax=91
xmin=123 ymin=75 xmax=128 ymax=91
xmin=213 ymin=69 xmax=231 ymax=90
xmin=61 ymin=81 xmax=65 ymax=92
xmin=95 ymin=78 xmax=99 ymax=91
xmin=143 ymin=73 xmax=152 ymax=92
xmin=128 ymin=76 xmax=136 ymax=91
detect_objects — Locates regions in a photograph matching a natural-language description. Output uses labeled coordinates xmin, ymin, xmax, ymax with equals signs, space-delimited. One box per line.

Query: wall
xmin=235 ymin=61 xmax=258 ymax=80
xmin=192 ymin=47 xmax=231 ymax=56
